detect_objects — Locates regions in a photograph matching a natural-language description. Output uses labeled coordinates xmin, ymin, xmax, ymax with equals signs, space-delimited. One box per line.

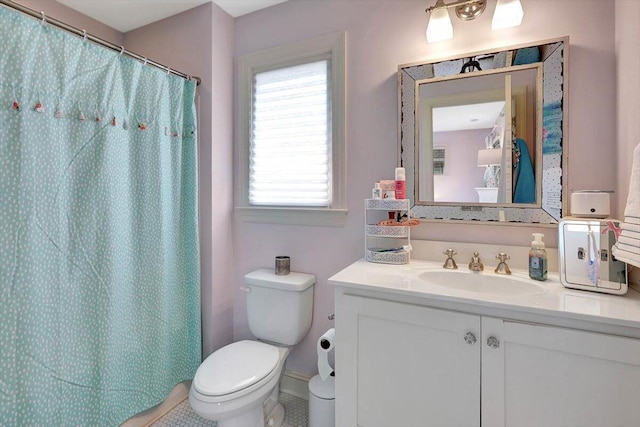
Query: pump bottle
xmin=395 ymin=167 xmax=406 ymax=200
xmin=529 ymin=233 xmax=547 ymax=281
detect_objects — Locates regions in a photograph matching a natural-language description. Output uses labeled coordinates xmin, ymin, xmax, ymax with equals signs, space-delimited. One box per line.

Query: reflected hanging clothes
xmin=513 ymin=138 xmax=536 ymax=203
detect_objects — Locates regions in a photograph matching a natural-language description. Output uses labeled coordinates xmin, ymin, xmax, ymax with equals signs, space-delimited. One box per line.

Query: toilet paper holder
xmin=317 ymin=328 xmax=335 ymax=380
xmin=320 ymin=337 xmax=332 ymax=350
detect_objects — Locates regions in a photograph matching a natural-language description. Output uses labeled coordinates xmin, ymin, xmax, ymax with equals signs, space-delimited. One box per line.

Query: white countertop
xmin=329 ymin=259 xmax=640 ymax=335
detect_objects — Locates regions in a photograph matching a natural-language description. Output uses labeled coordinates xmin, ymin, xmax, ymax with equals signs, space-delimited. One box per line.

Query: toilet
xmin=189 ymin=268 xmax=315 ymax=427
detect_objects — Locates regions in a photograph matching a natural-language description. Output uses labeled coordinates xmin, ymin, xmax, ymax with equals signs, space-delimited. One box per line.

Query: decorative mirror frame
xmin=399 ymin=37 xmax=568 ymax=224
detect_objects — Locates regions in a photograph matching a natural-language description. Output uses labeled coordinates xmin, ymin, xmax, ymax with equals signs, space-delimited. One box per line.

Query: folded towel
xmin=613 ymin=143 xmax=640 ymax=267
xmin=618 ymin=235 xmax=640 ymax=248
xmin=623 ymin=143 xmax=640 ymax=218
xmin=612 ymin=245 xmax=640 ymax=267
xmin=612 ymin=241 xmax=640 ymax=268
xmin=625 ymin=216 xmax=640 ymax=226
xmin=617 ymin=221 xmax=640 ymax=234
xmin=620 ymin=228 xmax=640 ymax=240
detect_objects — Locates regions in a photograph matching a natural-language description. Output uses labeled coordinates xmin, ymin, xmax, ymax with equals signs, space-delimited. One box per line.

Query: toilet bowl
xmin=189 ymin=268 xmax=315 ymax=427
xmin=189 ymin=340 xmax=290 ymax=427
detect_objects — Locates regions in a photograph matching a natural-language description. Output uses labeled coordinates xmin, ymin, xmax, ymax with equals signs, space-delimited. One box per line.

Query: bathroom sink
xmin=418 ymin=270 xmax=545 ymax=296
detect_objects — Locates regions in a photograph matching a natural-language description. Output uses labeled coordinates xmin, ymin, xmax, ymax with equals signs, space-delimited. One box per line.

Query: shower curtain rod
xmin=0 ymin=0 xmax=202 ymax=86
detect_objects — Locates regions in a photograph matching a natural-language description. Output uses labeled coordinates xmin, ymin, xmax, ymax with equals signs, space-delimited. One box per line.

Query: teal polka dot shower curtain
xmin=0 ymin=6 xmax=201 ymax=426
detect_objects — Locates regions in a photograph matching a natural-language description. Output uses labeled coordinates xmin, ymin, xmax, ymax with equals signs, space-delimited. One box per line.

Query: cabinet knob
xmin=464 ymin=332 xmax=477 ymax=345
xmin=486 ymin=336 xmax=500 ymax=349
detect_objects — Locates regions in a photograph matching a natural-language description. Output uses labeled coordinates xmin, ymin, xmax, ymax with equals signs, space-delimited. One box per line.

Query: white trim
xmin=236 ymin=207 xmax=347 ymax=227
xmin=280 ymin=370 xmax=311 ymax=400
xmin=236 ymin=32 xmax=347 ymax=226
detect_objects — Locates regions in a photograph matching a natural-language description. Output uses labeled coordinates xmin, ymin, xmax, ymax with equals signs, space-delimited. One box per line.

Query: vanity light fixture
xmin=425 ymin=0 xmax=524 ymax=43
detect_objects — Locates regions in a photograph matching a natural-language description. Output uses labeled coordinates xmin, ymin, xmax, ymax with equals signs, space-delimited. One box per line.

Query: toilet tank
xmin=244 ymin=269 xmax=315 ymax=346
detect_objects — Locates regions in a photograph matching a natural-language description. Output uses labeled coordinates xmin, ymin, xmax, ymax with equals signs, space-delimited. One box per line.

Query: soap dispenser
xmin=529 ymin=233 xmax=547 ymax=281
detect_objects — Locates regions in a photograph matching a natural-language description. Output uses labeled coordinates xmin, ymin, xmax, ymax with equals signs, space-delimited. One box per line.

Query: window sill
xmin=235 ymin=206 xmax=348 ymax=227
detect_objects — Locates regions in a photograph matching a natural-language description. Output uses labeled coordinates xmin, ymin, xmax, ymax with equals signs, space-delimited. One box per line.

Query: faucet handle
xmin=495 ymin=253 xmax=512 ymax=275
xmin=443 ymin=249 xmax=458 ymax=269
xmin=468 ymin=252 xmax=484 ymax=271
xmin=496 ymin=252 xmax=510 ymax=262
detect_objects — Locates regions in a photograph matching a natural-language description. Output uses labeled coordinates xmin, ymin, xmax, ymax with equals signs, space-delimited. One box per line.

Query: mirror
xmin=419 ymin=64 xmax=541 ymax=204
xmin=399 ymin=37 xmax=567 ymax=224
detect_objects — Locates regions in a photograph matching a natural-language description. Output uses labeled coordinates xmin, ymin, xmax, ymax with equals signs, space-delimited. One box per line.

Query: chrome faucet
xmin=495 ymin=253 xmax=512 ymax=275
xmin=443 ymin=249 xmax=458 ymax=269
xmin=468 ymin=252 xmax=484 ymax=271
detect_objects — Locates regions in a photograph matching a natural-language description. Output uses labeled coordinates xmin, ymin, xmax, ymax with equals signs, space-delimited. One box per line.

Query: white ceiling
xmin=56 ymin=0 xmax=289 ymax=32
xmin=433 ymin=101 xmax=505 ymax=133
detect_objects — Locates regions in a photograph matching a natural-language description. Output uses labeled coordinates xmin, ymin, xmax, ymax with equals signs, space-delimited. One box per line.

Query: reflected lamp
xmin=477 ymin=148 xmax=502 ymax=188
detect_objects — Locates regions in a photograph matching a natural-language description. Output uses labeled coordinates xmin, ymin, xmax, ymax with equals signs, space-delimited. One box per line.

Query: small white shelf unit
xmin=365 ymin=198 xmax=411 ymax=264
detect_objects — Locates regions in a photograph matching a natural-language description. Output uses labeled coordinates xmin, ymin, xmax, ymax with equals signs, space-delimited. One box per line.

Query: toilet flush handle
xmin=240 ymin=286 xmax=251 ymax=293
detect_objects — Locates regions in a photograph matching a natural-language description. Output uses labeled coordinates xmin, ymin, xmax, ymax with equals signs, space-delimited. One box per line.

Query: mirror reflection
xmin=399 ymin=38 xmax=567 ymax=224
xmin=418 ymin=64 xmax=541 ymax=205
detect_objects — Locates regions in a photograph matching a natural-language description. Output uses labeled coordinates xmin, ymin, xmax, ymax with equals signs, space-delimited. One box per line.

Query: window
xmin=433 ymin=147 xmax=446 ymax=175
xmin=250 ymin=60 xmax=330 ymax=207
xmin=236 ymin=33 xmax=346 ymax=226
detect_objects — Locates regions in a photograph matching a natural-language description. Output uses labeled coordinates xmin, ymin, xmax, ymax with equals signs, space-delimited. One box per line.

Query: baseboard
xmin=280 ymin=370 xmax=311 ymax=400
xmin=121 ymin=381 xmax=190 ymax=427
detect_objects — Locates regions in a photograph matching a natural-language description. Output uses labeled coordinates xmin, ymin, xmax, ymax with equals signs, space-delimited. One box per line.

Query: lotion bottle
xmin=395 ymin=167 xmax=406 ymax=200
xmin=372 ymin=182 xmax=382 ymax=199
xmin=529 ymin=233 xmax=548 ymax=281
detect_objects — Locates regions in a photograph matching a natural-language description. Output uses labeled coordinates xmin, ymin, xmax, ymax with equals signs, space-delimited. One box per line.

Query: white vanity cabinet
xmin=335 ymin=292 xmax=640 ymax=427
xmin=336 ymin=294 xmax=481 ymax=427
xmin=482 ymin=317 xmax=640 ymax=427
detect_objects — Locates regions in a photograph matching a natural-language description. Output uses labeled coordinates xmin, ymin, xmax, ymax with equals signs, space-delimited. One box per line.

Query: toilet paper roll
xmin=317 ymin=328 xmax=335 ymax=381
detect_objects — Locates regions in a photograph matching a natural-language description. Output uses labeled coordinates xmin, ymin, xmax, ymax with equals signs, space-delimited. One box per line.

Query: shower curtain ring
xmin=167 ymin=67 xmax=171 ymax=75
xmin=143 ymin=57 xmax=148 ymax=66
xmin=40 ymin=11 xmax=46 ymax=25
xmin=82 ymin=29 xmax=87 ymax=42
xmin=119 ymin=46 xmax=125 ymax=55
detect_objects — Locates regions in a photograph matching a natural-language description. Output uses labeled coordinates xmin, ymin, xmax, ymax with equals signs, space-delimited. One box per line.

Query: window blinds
xmin=250 ymin=59 xmax=331 ymax=207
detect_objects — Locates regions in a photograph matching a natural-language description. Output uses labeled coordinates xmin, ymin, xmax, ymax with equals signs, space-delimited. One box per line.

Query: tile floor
xmin=151 ymin=393 xmax=309 ymax=427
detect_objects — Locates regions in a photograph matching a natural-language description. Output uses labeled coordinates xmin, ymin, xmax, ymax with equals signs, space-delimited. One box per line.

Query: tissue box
xmin=570 ymin=191 xmax=610 ymax=218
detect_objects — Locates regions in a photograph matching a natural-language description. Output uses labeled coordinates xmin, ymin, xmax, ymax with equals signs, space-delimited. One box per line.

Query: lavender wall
xmin=615 ymin=0 xmax=640 ymax=289
xmin=233 ymin=0 xmax=617 ymax=377
xmin=433 ymin=129 xmax=489 ymax=203
xmin=14 ymin=0 xmax=123 ymax=45
xmin=616 ymin=0 xmax=640 ymax=216
xmin=125 ymin=3 xmax=236 ymax=358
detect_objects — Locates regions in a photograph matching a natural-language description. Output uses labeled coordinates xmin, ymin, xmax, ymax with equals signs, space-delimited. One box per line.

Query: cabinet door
xmin=336 ymin=294 xmax=480 ymax=427
xmin=482 ymin=317 xmax=640 ymax=427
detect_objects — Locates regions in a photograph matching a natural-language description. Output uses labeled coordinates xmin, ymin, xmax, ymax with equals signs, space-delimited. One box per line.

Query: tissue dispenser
xmin=559 ymin=219 xmax=628 ymax=295
xmin=570 ymin=191 xmax=610 ymax=218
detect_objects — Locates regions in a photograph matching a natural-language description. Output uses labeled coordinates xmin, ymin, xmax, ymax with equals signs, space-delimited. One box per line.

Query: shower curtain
xmin=0 ymin=6 xmax=201 ymax=426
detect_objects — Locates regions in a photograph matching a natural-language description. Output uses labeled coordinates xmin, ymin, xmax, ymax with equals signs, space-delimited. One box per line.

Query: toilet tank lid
xmin=245 ymin=268 xmax=315 ymax=291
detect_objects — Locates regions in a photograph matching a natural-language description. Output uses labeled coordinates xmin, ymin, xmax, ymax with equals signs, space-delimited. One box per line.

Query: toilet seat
xmin=193 ymin=340 xmax=280 ymax=400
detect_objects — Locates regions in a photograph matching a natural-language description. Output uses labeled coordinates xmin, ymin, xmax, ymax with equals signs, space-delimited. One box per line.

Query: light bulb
xmin=426 ymin=6 xmax=453 ymax=43
xmin=492 ymin=0 xmax=524 ymax=30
